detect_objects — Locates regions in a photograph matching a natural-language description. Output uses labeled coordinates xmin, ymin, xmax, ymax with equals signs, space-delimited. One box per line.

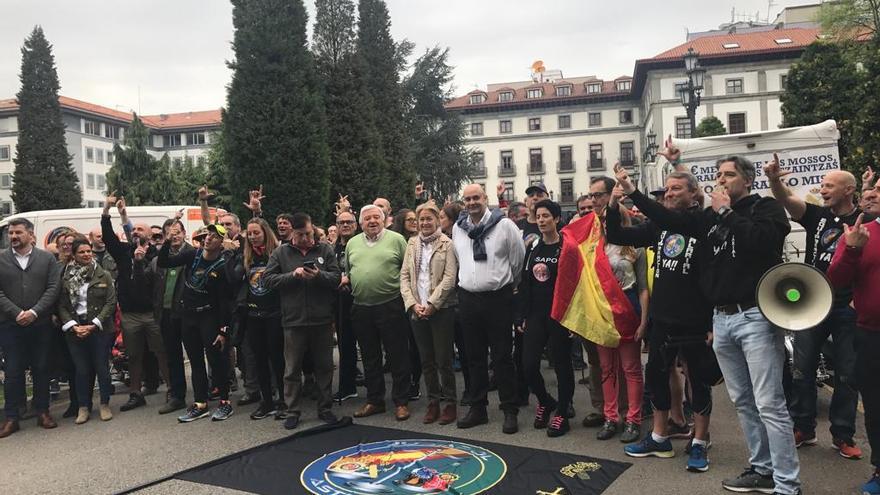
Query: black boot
xmin=456 ymin=407 xmax=488 ymax=429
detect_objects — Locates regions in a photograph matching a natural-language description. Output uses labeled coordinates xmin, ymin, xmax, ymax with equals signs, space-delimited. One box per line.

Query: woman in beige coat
xmin=400 ymin=201 xmax=459 ymax=425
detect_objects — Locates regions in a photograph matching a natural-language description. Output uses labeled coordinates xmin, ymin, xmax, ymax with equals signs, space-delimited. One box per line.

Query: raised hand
xmin=496 ymin=181 xmax=505 ymax=199
xmin=843 ymin=213 xmax=870 ymax=248
xmin=104 ymin=192 xmax=117 ymax=212
xmin=763 ymin=153 xmax=791 ymax=181
xmin=243 ymin=185 xmax=265 ymax=214
xmin=613 ymin=162 xmax=635 ymax=194
xmin=115 ymin=196 xmax=127 ymax=215
xmin=334 ymin=194 xmax=351 ymax=216
xmin=133 ymin=244 xmax=147 ymax=261
xmin=610 ymin=184 xmax=625 ymax=206
xmin=710 ymin=186 xmax=731 ymax=212
xmin=198 ymin=184 xmax=211 ymax=202
xmin=415 ymin=182 xmax=425 ymax=198
xmin=863 ymin=166 xmax=875 ymax=190
xmin=657 ymin=134 xmax=681 ymax=164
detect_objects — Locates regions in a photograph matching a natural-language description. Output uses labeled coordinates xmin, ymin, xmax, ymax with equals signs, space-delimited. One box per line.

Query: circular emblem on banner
xmin=820 ymin=227 xmax=842 ymax=250
xmin=662 ymin=234 xmax=686 ymax=258
xmin=301 ymin=439 xmax=507 ymax=494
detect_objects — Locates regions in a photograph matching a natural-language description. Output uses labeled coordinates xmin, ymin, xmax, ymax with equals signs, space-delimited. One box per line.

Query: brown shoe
xmin=395 ymin=405 xmax=411 ymax=421
xmin=353 ymin=403 xmax=386 ymax=418
xmin=0 ymin=419 xmax=20 ymax=438
xmin=438 ymin=404 xmax=457 ymax=425
xmin=37 ymin=412 xmax=57 ymax=429
xmin=423 ymin=401 xmax=440 ymax=424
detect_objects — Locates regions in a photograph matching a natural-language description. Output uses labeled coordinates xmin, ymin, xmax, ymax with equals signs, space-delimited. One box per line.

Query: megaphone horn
xmin=756 ymin=262 xmax=834 ymax=331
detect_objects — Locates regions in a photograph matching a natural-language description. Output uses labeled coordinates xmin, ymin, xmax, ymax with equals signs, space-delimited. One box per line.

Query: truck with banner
xmin=655 ymin=119 xmax=841 ymax=262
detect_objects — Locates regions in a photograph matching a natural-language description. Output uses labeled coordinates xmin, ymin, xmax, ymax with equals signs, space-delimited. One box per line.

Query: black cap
xmin=525 ymin=183 xmax=548 ymax=195
xmin=649 ymin=187 xmax=667 ymax=198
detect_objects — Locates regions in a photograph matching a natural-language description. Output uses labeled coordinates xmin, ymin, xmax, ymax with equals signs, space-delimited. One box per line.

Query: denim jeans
xmin=713 ymin=306 xmax=801 ymax=495
xmin=67 ymin=331 xmax=115 ymax=407
xmin=789 ymin=304 xmax=858 ymax=441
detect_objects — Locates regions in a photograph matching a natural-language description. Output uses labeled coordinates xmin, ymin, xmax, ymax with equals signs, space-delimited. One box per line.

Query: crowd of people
xmin=0 ymin=140 xmax=879 ymax=495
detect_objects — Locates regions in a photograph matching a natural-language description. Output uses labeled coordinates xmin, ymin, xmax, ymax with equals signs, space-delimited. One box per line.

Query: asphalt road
xmin=0 ymin=362 xmax=871 ymax=495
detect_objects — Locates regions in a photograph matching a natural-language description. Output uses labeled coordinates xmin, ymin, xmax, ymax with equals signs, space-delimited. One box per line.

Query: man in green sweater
xmin=344 ymin=204 xmax=412 ymax=421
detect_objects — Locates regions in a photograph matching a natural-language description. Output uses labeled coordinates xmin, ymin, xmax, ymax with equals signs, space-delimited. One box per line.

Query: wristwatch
xmin=717 ymin=205 xmax=732 ymax=219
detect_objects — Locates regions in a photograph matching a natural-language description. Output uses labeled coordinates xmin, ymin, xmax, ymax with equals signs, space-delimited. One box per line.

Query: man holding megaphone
xmin=764 ymin=156 xmax=863 ymax=460
xmin=616 ymin=154 xmax=802 ymax=495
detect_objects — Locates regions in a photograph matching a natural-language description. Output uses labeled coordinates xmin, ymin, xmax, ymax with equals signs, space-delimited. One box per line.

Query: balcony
xmin=471 ymin=165 xmax=487 ymax=178
xmin=528 ymin=162 xmax=545 ymax=175
xmin=620 ymin=159 xmax=635 ymax=169
xmin=560 ymin=193 xmax=575 ymax=204
xmin=588 ymin=158 xmax=606 ymax=171
xmin=498 ymin=164 xmax=516 ymax=177
xmin=557 ymin=160 xmax=576 ymax=173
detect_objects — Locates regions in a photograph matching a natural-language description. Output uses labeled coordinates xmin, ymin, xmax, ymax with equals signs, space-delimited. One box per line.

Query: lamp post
xmin=679 ymin=48 xmax=706 ymax=137
xmin=640 ymin=130 xmax=659 ymax=191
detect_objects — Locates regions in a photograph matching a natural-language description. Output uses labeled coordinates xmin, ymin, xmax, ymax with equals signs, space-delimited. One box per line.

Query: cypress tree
xmin=107 ymin=114 xmax=160 ymax=205
xmin=314 ymin=0 xmax=387 ymax=216
xmin=356 ymin=0 xmax=414 ymax=211
xmin=224 ymin=0 xmax=330 ymax=221
xmin=11 ymin=26 xmax=81 ymax=212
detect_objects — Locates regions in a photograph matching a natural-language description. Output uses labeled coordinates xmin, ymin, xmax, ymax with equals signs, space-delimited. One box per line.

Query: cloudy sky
xmin=0 ymin=0 xmax=811 ymax=115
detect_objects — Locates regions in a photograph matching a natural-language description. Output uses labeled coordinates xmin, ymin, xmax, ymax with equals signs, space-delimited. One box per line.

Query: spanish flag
xmin=551 ymin=212 xmax=639 ymax=348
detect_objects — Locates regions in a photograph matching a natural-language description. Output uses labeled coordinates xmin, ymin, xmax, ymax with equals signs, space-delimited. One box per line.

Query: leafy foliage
xmin=695 ymin=116 xmax=727 ymax=137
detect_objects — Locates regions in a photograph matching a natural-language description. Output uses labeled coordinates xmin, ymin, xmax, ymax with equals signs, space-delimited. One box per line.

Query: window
xmin=498 ymin=91 xmax=513 ymax=102
xmin=500 ymin=150 xmax=514 ymax=175
xmin=728 ymin=113 xmax=747 ymax=134
xmin=555 ymin=85 xmax=571 ymax=97
xmin=104 ymin=125 xmax=120 ymax=140
xmin=529 ymin=148 xmax=543 ymax=173
xmin=674 ymin=82 xmax=688 ymax=97
xmin=526 ymin=88 xmax=543 ymax=99
xmin=83 ymin=120 xmax=100 ymax=136
xmin=499 ymin=120 xmax=512 ymax=134
xmin=470 ymin=122 xmax=484 ymax=136
xmin=85 ymin=147 xmax=94 ymax=162
xmin=619 ymin=110 xmax=633 ymax=124
xmin=0 ymin=145 xmax=9 ymax=161
xmin=86 ymin=173 xmax=95 ymax=189
xmin=775 ymin=38 xmax=793 ymax=45
xmin=616 ymin=80 xmax=632 ymax=91
xmin=589 ymin=144 xmax=604 ymax=170
xmin=1 ymin=202 xmax=12 ymax=216
xmin=675 ymin=117 xmax=692 ymax=138
xmin=528 ymin=117 xmax=541 ymax=132
xmin=588 ymin=112 xmax=602 ymax=127
xmin=780 ymin=75 xmax=788 ymax=90
xmin=95 ymin=149 xmax=104 ymax=164
xmin=0 ymin=173 xmax=11 ymax=189
xmin=558 ymin=146 xmax=573 ymax=171
xmin=473 ymin=152 xmax=485 ymax=175
xmin=722 ymin=43 xmax=740 ymax=49
xmin=164 ymin=134 xmax=181 ymax=147
xmin=619 ymin=141 xmax=635 ymax=167
xmin=726 ymin=78 xmax=744 ymax=95
xmin=586 ymin=82 xmax=602 ymax=94
xmin=97 ymin=174 xmax=106 ymax=190
xmin=560 ymin=179 xmax=574 ymax=203
xmin=469 ymin=94 xmax=486 ymax=104
xmin=187 ymin=132 xmax=206 ymax=145
xmin=502 ymin=181 xmax=515 ymax=202
xmin=197 ymin=156 xmax=206 ymax=167
xmin=107 ymin=151 xmax=114 ymax=164
xmin=558 ymin=115 xmax=571 ymax=129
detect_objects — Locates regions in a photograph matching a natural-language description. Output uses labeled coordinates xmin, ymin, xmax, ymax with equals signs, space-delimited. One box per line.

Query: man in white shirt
xmin=453 ymin=184 xmax=525 ymax=434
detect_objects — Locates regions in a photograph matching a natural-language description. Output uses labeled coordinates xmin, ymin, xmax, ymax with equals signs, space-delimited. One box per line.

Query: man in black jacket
xmin=101 ymin=194 xmax=171 ymax=412
xmin=616 ymin=157 xmax=801 ymax=495
xmin=332 ymin=210 xmax=361 ymax=403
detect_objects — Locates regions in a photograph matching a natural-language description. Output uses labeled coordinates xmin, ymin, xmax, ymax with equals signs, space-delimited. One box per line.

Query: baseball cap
xmin=649 ymin=187 xmax=667 ymax=198
xmin=525 ymin=183 xmax=548 ymax=195
xmin=206 ymin=223 xmax=228 ymax=237
xmin=192 ymin=226 xmax=210 ymax=240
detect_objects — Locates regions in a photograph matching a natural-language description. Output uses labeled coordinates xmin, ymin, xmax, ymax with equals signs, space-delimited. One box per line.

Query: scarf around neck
xmin=65 ymin=260 xmax=97 ymax=309
xmin=414 ymin=229 xmax=442 ymax=274
xmin=456 ymin=208 xmax=505 ymax=261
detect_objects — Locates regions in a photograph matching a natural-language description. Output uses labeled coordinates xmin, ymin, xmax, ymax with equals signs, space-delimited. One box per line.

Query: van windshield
xmin=0 ymin=225 xmax=8 ymax=250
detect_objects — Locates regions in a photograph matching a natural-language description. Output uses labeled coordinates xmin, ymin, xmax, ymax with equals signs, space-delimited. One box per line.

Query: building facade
xmin=0 ymin=96 xmax=220 ymax=214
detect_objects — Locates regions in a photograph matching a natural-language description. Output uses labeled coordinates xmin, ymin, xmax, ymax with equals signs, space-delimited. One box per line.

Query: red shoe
xmin=793 ymin=429 xmax=817 ymax=448
xmin=832 ymin=438 xmax=863 ymax=459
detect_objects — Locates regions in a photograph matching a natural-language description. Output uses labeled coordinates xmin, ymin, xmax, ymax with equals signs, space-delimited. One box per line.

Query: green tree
xmin=847 ymin=40 xmax=880 ymax=178
xmin=819 ymin=0 xmax=880 ymax=41
xmin=107 ymin=115 xmax=163 ymax=205
xmin=695 ymin=116 xmax=727 ymax=137
xmin=404 ymin=47 xmax=473 ymax=201
xmin=224 ymin=0 xmax=330 ymax=221
xmin=11 ymin=26 xmax=81 ymax=212
xmin=313 ymin=0 xmax=387 ymax=218
xmin=357 ymin=0 xmax=414 ymax=211
xmin=203 ymin=127 xmax=234 ymax=211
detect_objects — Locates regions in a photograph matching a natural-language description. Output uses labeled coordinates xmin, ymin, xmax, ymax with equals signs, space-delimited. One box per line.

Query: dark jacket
xmin=57 ymin=263 xmax=117 ymax=333
xmin=157 ymin=241 xmax=232 ymax=332
xmin=225 ymin=248 xmax=281 ymax=315
xmin=629 ymin=190 xmax=790 ymax=306
xmin=148 ymin=242 xmax=195 ymax=320
xmin=94 ymin=249 xmax=118 ymax=280
xmin=263 ymin=242 xmax=341 ymax=328
xmin=0 ymin=247 xmax=61 ymax=325
xmin=101 ymin=214 xmax=155 ymax=313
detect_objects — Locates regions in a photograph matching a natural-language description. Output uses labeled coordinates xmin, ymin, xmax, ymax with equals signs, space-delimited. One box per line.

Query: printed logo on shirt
xmin=532 ymin=262 xmax=550 ymax=282
xmin=820 ymin=227 xmax=842 ymax=250
xmin=248 ymin=265 xmax=270 ymax=296
xmin=661 ymin=234 xmax=686 ymax=258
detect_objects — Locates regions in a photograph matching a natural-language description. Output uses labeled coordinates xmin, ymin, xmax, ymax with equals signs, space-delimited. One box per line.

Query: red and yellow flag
xmin=551 ymin=212 xmax=639 ymax=348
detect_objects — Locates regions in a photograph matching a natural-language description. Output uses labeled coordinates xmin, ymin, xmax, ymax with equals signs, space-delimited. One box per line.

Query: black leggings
xmin=181 ymin=313 xmax=230 ymax=403
xmin=646 ymin=321 xmax=717 ymax=416
xmin=522 ymin=313 xmax=575 ymax=415
xmin=246 ymin=314 xmax=284 ymax=405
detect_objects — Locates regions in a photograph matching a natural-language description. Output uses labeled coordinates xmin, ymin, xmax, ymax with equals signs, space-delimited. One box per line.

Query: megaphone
xmin=756 ymin=262 xmax=834 ymax=331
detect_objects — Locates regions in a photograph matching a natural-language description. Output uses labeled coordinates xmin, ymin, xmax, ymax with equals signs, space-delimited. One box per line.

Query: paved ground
xmin=0 ymin=363 xmax=871 ymax=495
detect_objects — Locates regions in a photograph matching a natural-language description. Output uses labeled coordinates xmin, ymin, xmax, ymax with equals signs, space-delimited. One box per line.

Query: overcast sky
xmin=0 ymin=0 xmax=811 ymax=115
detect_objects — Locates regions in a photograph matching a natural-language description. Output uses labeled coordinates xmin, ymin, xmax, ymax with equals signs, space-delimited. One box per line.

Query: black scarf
xmin=456 ymin=208 xmax=505 ymax=261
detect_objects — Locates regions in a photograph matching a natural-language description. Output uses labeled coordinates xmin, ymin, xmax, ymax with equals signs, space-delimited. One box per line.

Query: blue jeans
xmin=789 ymin=304 xmax=858 ymax=440
xmin=713 ymin=307 xmax=801 ymax=495
xmin=0 ymin=321 xmax=53 ymax=419
xmin=66 ymin=331 xmax=114 ymax=408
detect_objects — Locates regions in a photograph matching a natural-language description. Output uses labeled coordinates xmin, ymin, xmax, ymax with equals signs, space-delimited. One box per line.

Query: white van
xmin=0 ymin=205 xmax=217 ymax=250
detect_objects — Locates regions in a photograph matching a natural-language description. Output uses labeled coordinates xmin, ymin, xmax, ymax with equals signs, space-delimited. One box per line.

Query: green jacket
xmin=57 ymin=263 xmax=117 ymax=334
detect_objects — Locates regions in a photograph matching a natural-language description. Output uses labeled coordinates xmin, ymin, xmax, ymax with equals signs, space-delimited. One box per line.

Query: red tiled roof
xmin=650 ymin=27 xmax=821 ymax=61
xmin=447 ymin=80 xmax=629 ymax=110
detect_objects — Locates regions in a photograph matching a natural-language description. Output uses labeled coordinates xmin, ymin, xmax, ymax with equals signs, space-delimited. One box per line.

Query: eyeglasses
xmin=405 ymin=218 xmax=418 ymax=223
xmin=587 ymin=192 xmax=609 ymax=199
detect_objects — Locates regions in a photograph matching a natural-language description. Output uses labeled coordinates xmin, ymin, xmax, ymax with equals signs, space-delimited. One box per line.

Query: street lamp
xmin=678 ymin=47 xmax=706 ymax=137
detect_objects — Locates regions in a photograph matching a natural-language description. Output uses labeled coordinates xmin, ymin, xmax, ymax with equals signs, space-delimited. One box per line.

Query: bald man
xmin=765 ymin=163 xmax=863 ymax=459
xmin=373 ymin=198 xmax=394 ymax=228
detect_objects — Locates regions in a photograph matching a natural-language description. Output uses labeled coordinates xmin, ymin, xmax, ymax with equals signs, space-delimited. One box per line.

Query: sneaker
xmin=119 ymin=393 xmax=146 ymax=412
xmin=333 ymin=390 xmax=358 ymax=403
xmin=793 ymin=429 xmax=817 ymax=448
xmin=667 ymin=418 xmax=693 ymax=439
xmin=250 ymin=402 xmax=277 ymax=420
xmin=533 ymin=403 xmax=556 ymax=429
xmin=284 ymin=412 xmax=301 ymax=430
xmin=687 ymin=443 xmax=709 ymax=472
xmin=862 ymin=469 xmax=880 ymax=495
xmin=721 ymin=466 xmax=775 ymax=494
xmin=624 ymin=436 xmax=675 ymax=458
xmin=686 ymin=433 xmax=713 ymax=454
xmin=597 ymin=420 xmax=618 ymax=440
xmin=620 ymin=422 xmax=641 ymax=443
xmin=211 ymin=401 xmax=234 ymax=421
xmin=178 ymin=404 xmax=211 ymax=423
xmin=831 ymin=438 xmax=862 ymax=459
xmin=546 ymin=415 xmax=570 ymax=438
